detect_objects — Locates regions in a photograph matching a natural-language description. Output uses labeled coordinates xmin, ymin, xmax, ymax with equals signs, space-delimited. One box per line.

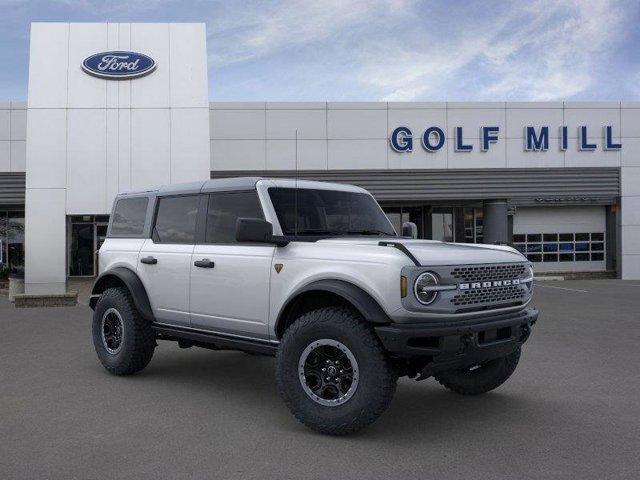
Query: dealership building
xmin=1 ymin=22 xmax=640 ymax=295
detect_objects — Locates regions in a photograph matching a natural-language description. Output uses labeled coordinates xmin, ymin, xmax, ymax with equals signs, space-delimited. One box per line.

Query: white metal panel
xmin=117 ymin=23 xmax=132 ymax=109
xmin=169 ymin=23 xmax=208 ymax=108
xmin=447 ymin=108 xmax=506 ymax=140
xmin=130 ymin=23 xmax=170 ymax=108
xmin=621 ymin=254 xmax=640 ymax=279
xmin=506 ymin=138 xmax=565 ymax=168
xmin=328 ymin=109 xmax=386 ymax=139
xmin=10 ymin=109 xmax=26 ymax=141
xmin=210 ymin=109 xmax=265 ymax=140
xmin=387 ymin=108 xmax=447 ymax=138
xmin=170 ymin=108 xmax=211 ymax=183
xmin=28 ymin=23 xmax=69 ymax=108
xmin=328 ymin=139 xmax=387 ymax=169
xmin=0 ymin=110 xmax=9 ymax=140
xmin=446 ymin=137 xmax=507 ymax=169
xmin=506 ymin=108 xmax=564 ymax=138
xmin=66 ymin=109 xmax=107 ymax=214
xmin=67 ymin=23 xmax=108 ymax=109
xmin=621 ymin=107 xmax=640 ymax=138
xmin=388 ymin=142 xmax=445 ymax=169
xmin=106 ymin=108 xmax=119 ymax=207
xmin=564 ymin=142 xmax=620 ymax=168
xmin=117 ymin=109 xmax=131 ymax=191
xmin=621 ymin=225 xmax=640 ymax=255
xmin=25 ymin=109 xmax=67 ymax=189
xmin=266 ymin=109 xmax=326 ymax=139
xmin=564 ymin=107 xmax=621 ymax=138
xmin=24 ymin=188 xmax=66 ymax=293
xmin=10 ymin=141 xmax=26 ymax=172
xmin=106 ymin=23 xmax=119 ymax=108
xmin=130 ymin=108 xmax=171 ymax=189
xmin=622 ymin=138 xmax=640 ymax=167
xmin=621 ymin=166 xmax=640 ymax=196
xmin=621 ymin=196 xmax=640 ymax=226
xmin=266 ymin=139 xmax=327 ymax=170
xmin=211 ymin=139 xmax=265 ymax=170
xmin=0 ymin=141 xmax=9 ymax=171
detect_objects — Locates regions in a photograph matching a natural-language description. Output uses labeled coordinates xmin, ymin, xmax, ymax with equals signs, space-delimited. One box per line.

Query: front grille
xmin=451 ymin=264 xmax=527 ymax=282
xmin=451 ymin=285 xmax=526 ymax=307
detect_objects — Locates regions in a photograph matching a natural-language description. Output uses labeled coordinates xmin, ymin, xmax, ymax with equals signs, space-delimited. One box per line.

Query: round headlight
xmin=414 ymin=272 xmax=439 ymax=305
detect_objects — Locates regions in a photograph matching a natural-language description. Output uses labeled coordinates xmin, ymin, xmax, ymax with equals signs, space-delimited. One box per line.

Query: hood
xmin=315 ymin=237 xmax=526 ymax=266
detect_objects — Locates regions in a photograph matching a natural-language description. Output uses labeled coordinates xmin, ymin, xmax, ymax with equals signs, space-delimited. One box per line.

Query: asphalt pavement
xmin=1 ymin=280 xmax=639 ymax=479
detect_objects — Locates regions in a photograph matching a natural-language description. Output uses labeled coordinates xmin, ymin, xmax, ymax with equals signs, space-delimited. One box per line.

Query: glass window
xmin=591 ymin=252 xmax=604 ymax=261
xmin=543 ymin=243 xmax=558 ymax=252
xmin=513 ymin=234 xmax=525 ymax=243
xmin=110 ymin=197 xmax=148 ymax=237
xmin=514 ymin=231 xmax=606 ymax=264
xmin=527 ymin=254 xmax=542 ymax=262
xmin=543 ymin=233 xmax=558 ymax=242
xmin=153 ymin=195 xmax=199 ymax=244
xmin=269 ymin=188 xmax=396 ymax=237
xmin=559 ymin=233 xmax=574 ymax=241
xmin=205 ymin=192 xmax=263 ymax=244
xmin=431 ymin=211 xmax=454 ymax=242
xmin=591 ymin=233 xmax=604 ymax=241
xmin=527 ymin=234 xmax=541 ymax=242
xmin=575 ymin=233 xmax=589 ymax=241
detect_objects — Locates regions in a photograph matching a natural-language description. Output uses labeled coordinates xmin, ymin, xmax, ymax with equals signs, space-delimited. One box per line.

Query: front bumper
xmin=375 ymin=308 xmax=538 ymax=375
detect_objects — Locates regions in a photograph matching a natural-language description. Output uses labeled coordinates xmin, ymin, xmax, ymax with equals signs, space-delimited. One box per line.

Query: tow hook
xmin=459 ymin=333 xmax=473 ymax=353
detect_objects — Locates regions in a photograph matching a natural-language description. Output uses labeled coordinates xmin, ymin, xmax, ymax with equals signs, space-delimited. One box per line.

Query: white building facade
xmin=1 ymin=22 xmax=639 ymax=294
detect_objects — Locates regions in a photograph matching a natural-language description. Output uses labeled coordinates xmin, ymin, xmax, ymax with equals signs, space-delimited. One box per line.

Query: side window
xmin=153 ymin=195 xmax=200 ymax=244
xmin=205 ymin=191 xmax=264 ymax=244
xmin=110 ymin=197 xmax=148 ymax=237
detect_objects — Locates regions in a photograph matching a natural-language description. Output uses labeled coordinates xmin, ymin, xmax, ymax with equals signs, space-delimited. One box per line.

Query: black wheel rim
xmin=298 ymin=339 xmax=359 ymax=407
xmin=101 ymin=308 xmax=124 ymax=355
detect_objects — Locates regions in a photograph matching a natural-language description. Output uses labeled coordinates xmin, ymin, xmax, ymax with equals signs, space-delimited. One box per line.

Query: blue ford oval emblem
xmin=82 ymin=51 xmax=156 ymax=80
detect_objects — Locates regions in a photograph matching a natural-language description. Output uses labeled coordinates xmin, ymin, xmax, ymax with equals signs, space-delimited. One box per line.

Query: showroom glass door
xmin=69 ymin=222 xmax=95 ymax=277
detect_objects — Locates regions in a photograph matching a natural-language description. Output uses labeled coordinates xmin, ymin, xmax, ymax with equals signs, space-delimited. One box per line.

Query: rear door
xmin=137 ymin=194 xmax=200 ymax=326
xmin=189 ymin=191 xmax=274 ymax=339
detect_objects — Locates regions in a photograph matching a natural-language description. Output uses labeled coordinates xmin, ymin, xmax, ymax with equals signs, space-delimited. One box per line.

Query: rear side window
xmin=205 ymin=191 xmax=264 ymax=244
xmin=110 ymin=197 xmax=148 ymax=237
xmin=153 ymin=195 xmax=200 ymax=244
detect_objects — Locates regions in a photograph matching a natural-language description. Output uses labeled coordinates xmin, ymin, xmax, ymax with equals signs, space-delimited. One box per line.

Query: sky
xmin=0 ymin=0 xmax=639 ymax=102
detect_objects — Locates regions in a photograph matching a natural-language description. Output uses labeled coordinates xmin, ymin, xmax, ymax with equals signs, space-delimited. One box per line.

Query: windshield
xmin=268 ymin=187 xmax=396 ymax=237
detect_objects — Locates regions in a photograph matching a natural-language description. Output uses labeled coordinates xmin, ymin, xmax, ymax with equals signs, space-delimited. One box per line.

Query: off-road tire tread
xmin=276 ymin=306 xmax=397 ymax=436
xmin=93 ymin=287 xmax=155 ymax=375
xmin=434 ymin=347 xmax=521 ymax=395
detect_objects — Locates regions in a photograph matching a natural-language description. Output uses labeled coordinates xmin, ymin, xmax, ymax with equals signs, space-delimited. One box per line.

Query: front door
xmin=136 ymin=195 xmax=200 ymax=327
xmin=189 ymin=191 xmax=274 ymax=339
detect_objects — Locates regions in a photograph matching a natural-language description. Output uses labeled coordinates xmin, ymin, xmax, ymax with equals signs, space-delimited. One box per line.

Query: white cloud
xmin=208 ymin=0 xmax=412 ymax=66
xmin=357 ymin=0 xmax=627 ymax=101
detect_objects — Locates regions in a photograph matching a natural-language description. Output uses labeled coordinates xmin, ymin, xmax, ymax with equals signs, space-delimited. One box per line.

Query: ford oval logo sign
xmin=82 ymin=51 xmax=156 ymax=80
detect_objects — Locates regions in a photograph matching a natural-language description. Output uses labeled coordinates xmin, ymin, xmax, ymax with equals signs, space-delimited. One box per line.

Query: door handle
xmin=194 ymin=259 xmax=215 ymax=268
xmin=140 ymin=256 xmax=158 ymax=265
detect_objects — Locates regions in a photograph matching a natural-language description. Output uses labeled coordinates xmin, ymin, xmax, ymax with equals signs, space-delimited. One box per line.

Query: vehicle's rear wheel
xmin=434 ymin=347 xmax=521 ymax=395
xmin=92 ymin=287 xmax=156 ymax=375
xmin=276 ymin=307 xmax=397 ymax=436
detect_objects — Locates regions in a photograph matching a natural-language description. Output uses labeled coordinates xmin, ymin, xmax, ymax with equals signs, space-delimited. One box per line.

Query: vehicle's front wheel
xmin=434 ymin=347 xmax=521 ymax=395
xmin=276 ymin=307 xmax=397 ymax=436
xmin=92 ymin=287 xmax=156 ymax=375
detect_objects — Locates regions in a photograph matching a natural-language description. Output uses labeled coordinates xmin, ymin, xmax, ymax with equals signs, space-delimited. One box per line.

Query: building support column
xmin=483 ymin=200 xmax=508 ymax=245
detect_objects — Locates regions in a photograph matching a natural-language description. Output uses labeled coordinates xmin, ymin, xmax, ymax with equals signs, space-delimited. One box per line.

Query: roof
xmin=116 ymin=176 xmax=366 ymax=197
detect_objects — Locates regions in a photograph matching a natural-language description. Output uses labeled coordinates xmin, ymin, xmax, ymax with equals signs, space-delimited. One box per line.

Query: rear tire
xmin=92 ymin=287 xmax=156 ymax=375
xmin=276 ymin=307 xmax=397 ymax=436
xmin=434 ymin=347 xmax=521 ymax=395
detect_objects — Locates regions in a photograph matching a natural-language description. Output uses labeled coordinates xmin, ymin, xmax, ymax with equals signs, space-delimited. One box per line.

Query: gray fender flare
xmin=90 ymin=267 xmax=154 ymax=321
xmin=276 ymin=279 xmax=391 ymax=335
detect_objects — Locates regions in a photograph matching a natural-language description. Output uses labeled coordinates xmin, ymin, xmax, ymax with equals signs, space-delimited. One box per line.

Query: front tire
xmin=434 ymin=347 xmax=521 ymax=395
xmin=92 ymin=287 xmax=156 ymax=375
xmin=276 ymin=307 xmax=397 ymax=436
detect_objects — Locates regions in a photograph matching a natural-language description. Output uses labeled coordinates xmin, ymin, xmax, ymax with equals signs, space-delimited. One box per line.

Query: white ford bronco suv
xmin=90 ymin=177 xmax=538 ymax=435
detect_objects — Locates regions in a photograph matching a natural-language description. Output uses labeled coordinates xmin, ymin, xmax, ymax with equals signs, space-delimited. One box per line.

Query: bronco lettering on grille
xmin=459 ymin=279 xmax=521 ymax=290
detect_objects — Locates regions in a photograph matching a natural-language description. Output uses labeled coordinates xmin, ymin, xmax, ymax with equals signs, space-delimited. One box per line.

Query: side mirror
xmin=236 ymin=218 xmax=288 ymax=246
xmin=402 ymin=221 xmax=418 ymax=239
